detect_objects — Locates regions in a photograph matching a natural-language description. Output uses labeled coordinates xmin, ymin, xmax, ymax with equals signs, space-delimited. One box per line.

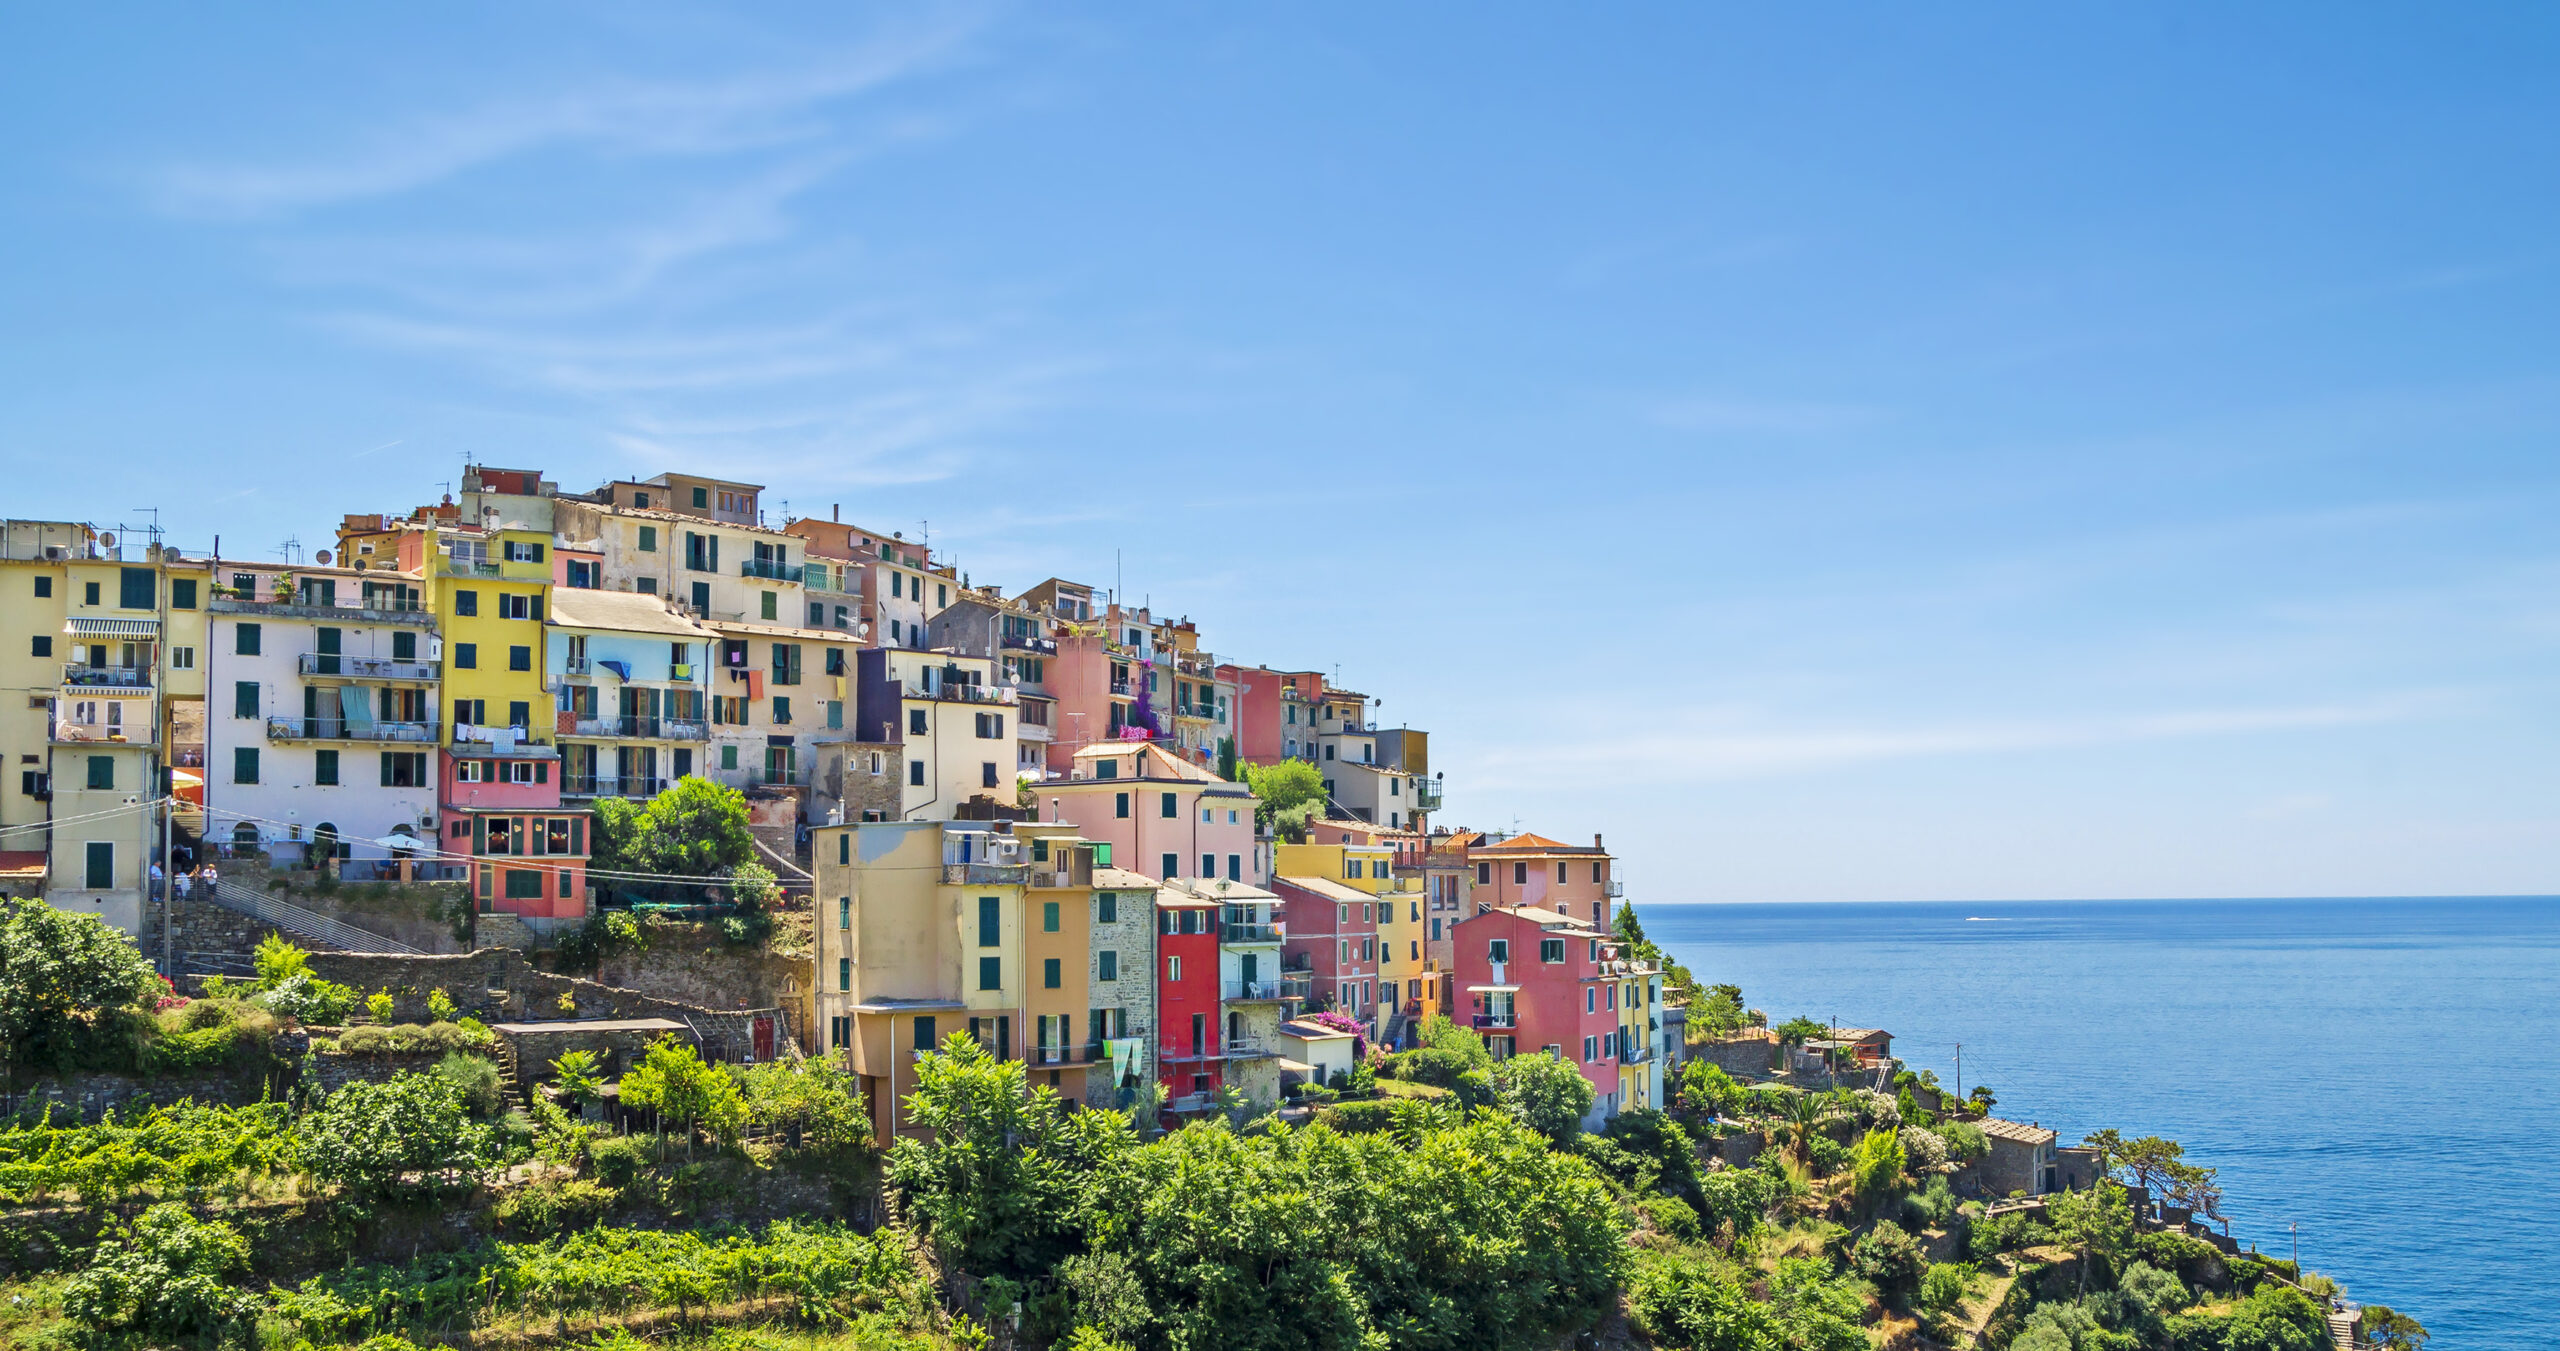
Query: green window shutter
xmin=978 ymin=896 xmax=1000 ymax=947
xmin=979 ymin=956 xmax=1001 ymax=991
xmin=119 ymin=567 xmax=154 ymax=609
xmin=85 ymin=842 xmax=113 ymax=889
xmin=1044 ymin=957 xmax=1061 ymax=989
xmin=171 ymin=579 xmax=197 ymax=609
xmin=236 ymin=623 xmax=260 ymax=656
xmin=473 ymin=815 xmax=487 ymax=855
xmin=314 ymin=750 xmax=338 ymax=786
xmin=230 ymin=748 xmax=255 ymax=785
xmin=838 ymin=833 xmax=849 ymax=865
xmin=570 ymin=816 xmax=585 ymax=854
xmin=233 ymin=681 xmax=257 ymax=719
xmin=535 ymin=761 xmax=548 ymax=784
xmin=89 ymin=755 xmax=115 ymax=790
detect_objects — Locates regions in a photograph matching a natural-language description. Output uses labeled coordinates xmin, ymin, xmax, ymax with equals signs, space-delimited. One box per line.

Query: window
xmin=1043 ymin=957 xmax=1061 ymax=989
xmin=1514 ymin=862 xmax=1528 ymax=885
xmin=1114 ymin=792 xmax=1129 ymax=819
xmin=978 ymin=895 xmax=1001 ymax=946
xmin=83 ymin=581 xmax=99 ymax=606
xmin=692 ymin=486 xmax=708 ymax=508
xmin=1558 ymin=861 xmax=1569 ymax=883
xmin=1098 ymin=950 xmax=1119 ymax=981
xmin=85 ymin=842 xmax=113 ymax=889
xmin=1584 ymin=1036 xmax=1598 ymax=1063
xmin=1160 ymin=791 xmax=1177 ymax=818
xmin=171 ymin=579 xmax=197 ymax=609
xmin=1476 ymin=862 xmax=1490 ymax=885
xmin=1541 ymin=938 xmax=1565 ymax=963
xmin=981 ymin=762 xmax=998 ymax=788
xmin=119 ymin=567 xmax=153 ymax=609
xmin=233 ymin=681 xmax=257 ymax=719
xmin=908 ymin=708 xmax=926 ymax=735
xmin=1228 ymin=854 xmax=1241 ymax=881
xmin=1161 ymin=852 xmax=1178 ymax=878
xmin=168 ymin=646 xmax=194 ymax=670
xmin=773 ymin=697 xmax=791 ymax=725
xmin=761 ymin=591 xmax=777 ymax=621
xmin=499 ymin=593 xmax=537 ymax=620
xmin=508 ymin=701 xmax=530 ymax=730
xmin=380 ymin=752 xmax=427 ymax=787
xmin=839 ymin=958 xmax=851 ymax=992
xmin=1166 ymin=955 xmax=1182 ymax=982
xmin=236 ymin=623 xmax=262 ymax=656
xmin=457 ymin=759 xmax=485 ymax=783
xmin=1593 ymin=862 xmax=1605 ymax=883
xmin=32 ymin=576 xmax=49 ymax=598
xmin=1042 ymin=900 xmax=1060 ymax=933
xmin=1098 ymin=892 xmax=1118 ymax=923
xmin=638 ymin=525 xmax=657 ymax=552
xmin=908 ymin=759 xmax=924 ymax=786
xmin=505 ymin=869 xmax=544 ymax=900
xmin=230 ymin=748 xmax=256 ymax=785
xmin=914 ymin=1016 xmax=936 ymax=1050
xmin=29 ymin=636 xmax=49 ymax=658
xmin=1431 ymin=918 xmax=1441 ymax=941
xmin=979 ymin=956 xmax=1002 ymax=991
xmin=453 ymin=590 xmax=478 ymax=616
xmin=1488 ymin=938 xmax=1509 ymax=964
xmin=509 ymin=645 xmax=531 ymax=671
xmin=838 ymin=897 xmax=851 ymax=928
xmin=314 ymin=750 xmax=339 ymax=786
xmin=1201 ymin=853 xmax=1214 ymax=878
xmin=455 ymin=643 xmax=477 ymax=669
xmin=974 ymin=712 xmax=1003 ymax=738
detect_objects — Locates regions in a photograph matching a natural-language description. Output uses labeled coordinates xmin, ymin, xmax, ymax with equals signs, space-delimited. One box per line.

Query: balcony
xmin=1176 ymin=704 xmax=1216 ymax=721
xmin=564 ymin=657 xmax=592 ymax=675
xmin=904 ymin=679 xmax=1011 ymax=705
xmin=1001 ymin=633 xmax=1058 ymax=655
xmin=62 ymin=664 xmax=151 ymax=690
xmin=1619 ymin=1045 xmax=1657 ymax=1065
xmin=1472 ymin=1013 xmax=1517 ymax=1030
xmin=1108 ymin=679 xmax=1131 ymax=697
xmin=1413 ymin=781 xmax=1444 ymax=811
xmin=298 ymin=654 xmax=437 ymax=682
xmin=1223 ymin=980 xmax=1283 ymax=1002
xmin=1220 ymin=1038 xmax=1273 ymax=1059
xmin=265 ymin=717 xmax=438 ymax=744
xmin=50 ymin=722 xmax=155 ymax=747
xmin=941 ymin=862 xmax=1029 ymax=885
xmin=1219 ymin=922 xmax=1282 ymax=945
xmin=1603 ymin=879 xmax=1624 ymax=898
xmin=739 ymin=558 xmax=804 ymax=583
xmin=211 ymin=593 xmax=428 ymax=621
xmin=1028 ymin=1043 xmax=1096 ymax=1067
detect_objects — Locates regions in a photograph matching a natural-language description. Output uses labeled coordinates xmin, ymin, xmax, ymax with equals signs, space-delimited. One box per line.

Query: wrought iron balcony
xmin=62 ymin=664 xmax=151 ymax=689
xmin=298 ymin=654 xmax=436 ymax=681
xmin=1223 ymin=980 xmax=1283 ymax=1001
xmin=265 ymin=717 xmax=438 ymax=744
xmin=739 ymin=558 xmax=804 ymax=582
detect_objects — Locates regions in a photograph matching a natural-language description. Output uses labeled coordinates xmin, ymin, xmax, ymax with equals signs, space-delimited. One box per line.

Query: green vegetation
xmin=1243 ymin=759 xmax=1326 ymax=841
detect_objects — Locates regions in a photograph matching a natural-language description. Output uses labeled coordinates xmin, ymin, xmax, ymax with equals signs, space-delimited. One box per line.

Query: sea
xmin=1641 ymin=896 xmax=2559 ymax=1349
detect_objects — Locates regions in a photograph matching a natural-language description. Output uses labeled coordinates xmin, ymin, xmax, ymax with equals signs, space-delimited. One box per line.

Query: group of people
xmin=147 ymin=858 xmax=218 ymax=901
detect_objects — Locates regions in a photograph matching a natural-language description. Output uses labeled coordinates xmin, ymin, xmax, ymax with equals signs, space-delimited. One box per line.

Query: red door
xmin=752 ymin=1015 xmax=775 ymax=1062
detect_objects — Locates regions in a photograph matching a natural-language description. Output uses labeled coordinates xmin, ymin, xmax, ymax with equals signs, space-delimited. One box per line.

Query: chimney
xmin=832 ymin=504 xmax=840 ymax=522
xmin=1594 ymin=833 xmax=1603 ymax=850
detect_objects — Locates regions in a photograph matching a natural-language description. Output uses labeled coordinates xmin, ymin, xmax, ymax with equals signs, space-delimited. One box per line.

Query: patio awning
xmin=64 ymin=617 xmax=160 ymax=638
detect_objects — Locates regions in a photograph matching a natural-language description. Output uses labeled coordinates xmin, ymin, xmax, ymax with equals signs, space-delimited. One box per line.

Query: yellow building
xmin=414 ymin=524 xmax=555 ymax=744
xmin=1272 ymin=836 xmax=1430 ymax=1042
xmin=1014 ymin=822 xmax=1106 ymax=1101
xmin=811 ymin=819 xmax=1033 ymax=1142
xmin=1617 ymin=960 xmax=1665 ymax=1113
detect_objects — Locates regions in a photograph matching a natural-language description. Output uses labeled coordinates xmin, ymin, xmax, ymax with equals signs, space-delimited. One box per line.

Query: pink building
xmin=1037 ymin=742 xmax=1256 ymax=885
xmin=1451 ymin=905 xmax=1625 ymax=1107
xmin=1217 ymin=664 xmax=1325 ymax=768
xmin=437 ymin=748 xmax=589 ymax=924
xmin=1274 ymin=874 xmax=1381 ymax=1020
xmin=1458 ymin=831 xmax=1619 ymax=931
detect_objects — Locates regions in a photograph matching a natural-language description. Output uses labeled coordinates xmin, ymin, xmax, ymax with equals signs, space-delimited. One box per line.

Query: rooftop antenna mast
xmin=275 ymin=535 xmax=303 ymax=566
xmin=127 ymin=508 xmax=163 ymax=550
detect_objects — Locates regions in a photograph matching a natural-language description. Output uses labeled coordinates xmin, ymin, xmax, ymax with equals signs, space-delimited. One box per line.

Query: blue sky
xmin=3 ymin=5 xmax=2553 ymax=901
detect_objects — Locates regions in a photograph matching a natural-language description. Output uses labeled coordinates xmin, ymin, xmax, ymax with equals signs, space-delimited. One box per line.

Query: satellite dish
xmin=315 ymin=549 xmax=333 ymax=566
xmin=163 ymin=546 xmax=182 ymax=561
xmin=98 ymin=532 xmax=115 ymax=548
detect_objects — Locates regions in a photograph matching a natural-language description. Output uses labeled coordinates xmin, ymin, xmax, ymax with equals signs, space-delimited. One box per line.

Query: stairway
xmin=494 ymin=1035 xmax=530 ymax=1108
xmin=473 ymin=910 xmax=540 ymax=952
xmin=2328 ymin=1308 xmax=2360 ymax=1350
xmin=204 ymin=879 xmax=421 ymax=954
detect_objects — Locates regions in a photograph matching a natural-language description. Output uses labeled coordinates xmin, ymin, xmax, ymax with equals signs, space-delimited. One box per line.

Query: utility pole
xmin=1954 ymin=1044 xmax=1963 ymax=1101
xmin=2290 ymin=1222 xmax=2298 ymax=1273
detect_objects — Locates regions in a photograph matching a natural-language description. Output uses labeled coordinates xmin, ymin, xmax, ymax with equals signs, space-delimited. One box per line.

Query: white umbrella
xmin=374 ymin=834 xmax=424 ymax=851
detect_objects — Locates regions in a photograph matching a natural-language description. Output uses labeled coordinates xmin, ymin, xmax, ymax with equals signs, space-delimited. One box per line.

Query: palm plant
xmin=1776 ymin=1088 xmax=1847 ymax=1166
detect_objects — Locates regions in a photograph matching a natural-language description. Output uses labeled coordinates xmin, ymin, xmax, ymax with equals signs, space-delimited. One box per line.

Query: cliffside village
xmin=0 ymin=467 xmax=2059 ymax=1178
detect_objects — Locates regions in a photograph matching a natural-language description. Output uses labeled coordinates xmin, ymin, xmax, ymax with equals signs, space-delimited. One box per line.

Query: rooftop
xmin=1273 ymin=875 xmax=1376 ymax=905
xmin=1092 ymin=866 xmax=1163 ymax=890
xmin=1977 ymin=1117 xmax=2059 ymax=1146
xmin=549 ymin=589 xmax=713 ymax=639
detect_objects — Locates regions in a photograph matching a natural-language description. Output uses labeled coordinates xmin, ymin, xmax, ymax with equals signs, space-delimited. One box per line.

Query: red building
xmin=1451 ymin=905 xmax=1625 ymax=1112
xmin=1155 ymin=886 xmax=1225 ymax=1109
xmin=1216 ymin=664 xmax=1326 ymax=768
xmin=438 ymin=747 xmax=589 ymax=925
xmin=1274 ymin=874 xmax=1381 ymax=1020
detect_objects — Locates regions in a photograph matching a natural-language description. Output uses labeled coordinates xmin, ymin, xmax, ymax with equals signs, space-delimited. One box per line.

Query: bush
xmin=334 ymin=1020 xmax=492 ymax=1057
xmin=1917 ymin=1261 xmax=1972 ymax=1313
xmin=1641 ymin=1194 xmax=1703 ymax=1241
xmin=431 ymin=1050 xmax=506 ymax=1117
xmin=1852 ymin=1220 xmax=1927 ymax=1300
xmin=1387 ymin=1047 xmax=1479 ymax=1089
xmin=62 ymin=1202 xmax=257 ymax=1337
xmin=1695 ymin=1167 xmax=1780 ymax=1235
xmin=1849 ymin=1127 xmax=1907 ymax=1205
xmin=492 ymin=1176 xmax=620 ymax=1235
xmin=2119 ymin=1260 xmax=2189 ymax=1315
xmin=1807 ymin=1134 xmax=1848 ymax=1176
xmin=1899 ymin=1124 xmax=1949 ymax=1173
xmin=1489 ymin=1051 xmax=1595 ymax=1146
xmin=1630 ymin=1255 xmax=1783 ymax=1349
xmin=2224 ymin=1284 xmax=2330 ymax=1351
xmin=299 ymin=1072 xmax=502 ymax=1194
xmin=1319 ymin=1100 xmax=1398 ymax=1135
xmin=1936 ymin=1119 xmax=1989 ymax=1163
xmin=426 ymin=988 xmax=458 ymax=1022
xmin=589 ymin=1133 xmax=649 ymax=1189
xmin=1900 ymin=1174 xmax=1958 ymax=1229
xmin=0 ymin=901 xmax=161 ymax=1069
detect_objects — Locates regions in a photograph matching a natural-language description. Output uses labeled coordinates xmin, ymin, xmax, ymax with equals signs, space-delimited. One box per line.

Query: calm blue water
xmin=1643 ymin=896 xmax=2560 ymax=1349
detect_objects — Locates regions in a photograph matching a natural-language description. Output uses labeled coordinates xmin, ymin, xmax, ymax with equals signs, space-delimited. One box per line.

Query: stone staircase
xmin=474 ymin=910 xmax=540 ymax=951
xmin=204 ymin=879 xmax=421 ymax=954
xmin=2328 ymin=1307 xmax=2360 ymax=1350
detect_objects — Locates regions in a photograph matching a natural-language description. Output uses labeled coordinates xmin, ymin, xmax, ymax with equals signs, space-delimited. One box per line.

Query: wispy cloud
xmin=144 ymin=12 xmax=988 ymax=220
xmin=1470 ymin=694 xmax=2456 ymax=790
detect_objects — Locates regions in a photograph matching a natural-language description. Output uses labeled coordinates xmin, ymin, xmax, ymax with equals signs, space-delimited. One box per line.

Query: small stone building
xmin=1976 ymin=1116 xmax=2060 ymax=1196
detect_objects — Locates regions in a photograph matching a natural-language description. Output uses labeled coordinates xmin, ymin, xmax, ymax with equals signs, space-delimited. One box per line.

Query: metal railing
xmin=1223 ymin=980 xmax=1282 ymax=1001
xmin=62 ymin=664 xmax=152 ymax=689
xmin=941 ymin=862 xmax=1029 ymax=885
xmin=904 ymin=679 xmax=1008 ymax=704
xmin=298 ymin=654 xmax=436 ymax=681
xmin=50 ymin=723 xmax=155 ymax=746
xmin=1219 ymin=922 xmax=1282 ymax=944
xmin=564 ymin=657 xmax=592 ymax=674
xmin=564 ymin=775 xmax=668 ymax=799
xmin=203 ymin=879 xmax=423 ymax=955
xmin=1413 ymin=783 xmax=1444 ymax=811
xmin=265 ymin=717 xmax=437 ymax=743
xmin=1473 ymin=1014 xmax=1517 ymax=1029
xmin=1603 ymin=879 xmax=1624 ymax=898
xmin=1028 ymin=1043 xmax=1096 ymax=1066
xmin=1221 ymin=1038 xmax=1272 ymax=1058
xmin=739 ymin=558 xmax=804 ymax=582
xmin=437 ymin=559 xmax=504 ymax=578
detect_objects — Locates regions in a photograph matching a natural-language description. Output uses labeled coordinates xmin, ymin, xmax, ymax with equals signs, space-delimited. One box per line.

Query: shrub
xmin=0 ymin=901 xmax=161 ymax=1069
xmin=1807 ymin=1134 xmax=1848 ymax=1176
xmin=2224 ymin=1284 xmax=2330 ymax=1351
xmin=589 ymin=1133 xmax=649 ymax=1189
xmin=1630 ymin=1255 xmax=1782 ymax=1349
xmin=62 ymin=1202 xmax=257 ymax=1337
xmin=1917 ymin=1261 xmax=1973 ymax=1313
xmin=619 ymin=1036 xmax=747 ymax=1147
xmin=551 ymin=1049 xmax=606 ymax=1107
xmin=1852 ymin=1220 xmax=1927 ymax=1300
xmin=431 ymin=1050 xmax=506 ymax=1117
xmin=256 ymin=971 xmax=359 ymax=1024
xmin=1695 ymin=1167 xmax=1779 ymax=1235
xmin=426 ymin=988 xmax=458 ymax=1022
xmin=1319 ymin=1100 xmax=1398 ymax=1135
xmin=1901 ymin=1174 xmax=1958 ymax=1228
xmin=1899 ymin=1124 xmax=1949 ymax=1172
xmin=1489 ymin=1051 xmax=1595 ymax=1145
xmin=1936 ymin=1119 xmax=1989 ymax=1163
xmin=365 ymin=989 xmax=394 ymax=1022
xmin=741 ymin=1059 xmax=868 ymax=1147
xmin=1641 ymin=1194 xmax=1702 ymax=1241
xmin=299 ymin=1072 xmax=501 ymax=1194
xmin=2119 ymin=1260 xmax=2189 ymax=1315
xmin=1387 ymin=1047 xmax=1479 ymax=1089
xmin=334 ymin=1020 xmax=491 ymax=1057
xmin=492 ymin=1176 xmax=619 ymax=1235
xmin=1849 ymin=1127 xmax=1907 ymax=1205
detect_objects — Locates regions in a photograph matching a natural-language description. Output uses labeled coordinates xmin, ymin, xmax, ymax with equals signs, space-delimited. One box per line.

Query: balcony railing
xmin=436 ymin=558 xmax=505 ymax=578
xmin=1001 ymin=633 xmax=1057 ymax=654
xmin=1223 ymin=980 xmax=1283 ymax=1001
xmin=266 ymin=717 xmax=438 ymax=744
xmin=739 ymin=558 xmax=804 ymax=582
xmin=298 ymin=654 xmax=436 ymax=681
xmin=1413 ymin=782 xmax=1444 ymax=811
xmin=1028 ymin=1043 xmax=1096 ymax=1066
xmin=941 ymin=862 xmax=1029 ymax=885
xmin=1603 ymin=879 xmax=1624 ymax=898
xmin=563 ymin=775 xmax=668 ymax=800
xmin=1219 ymin=922 xmax=1282 ymax=944
xmin=62 ymin=664 xmax=151 ymax=689
xmin=1472 ymin=1014 xmax=1517 ymax=1030
xmin=564 ymin=657 xmax=592 ymax=675
xmin=1221 ymin=1038 xmax=1272 ymax=1059
xmin=904 ymin=679 xmax=1010 ymax=704
xmin=1108 ymin=679 xmax=1131 ymax=696
xmin=50 ymin=723 xmax=155 ymax=746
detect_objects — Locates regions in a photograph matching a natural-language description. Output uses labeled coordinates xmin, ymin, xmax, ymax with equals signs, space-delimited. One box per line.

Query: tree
xmin=1631 ymin=1255 xmax=1783 ymax=1351
xmin=1692 ymin=984 xmax=1748 ymax=1037
xmin=0 ymin=901 xmax=160 ymax=1065
xmin=590 ymin=776 xmax=757 ymax=902
xmin=1917 ymin=1262 xmax=1972 ymax=1314
xmin=63 ymin=1203 xmax=257 ymax=1339
xmin=1847 ymin=1127 xmax=1907 ymax=1209
xmin=2223 ymin=1284 xmax=2331 ymax=1351
xmin=299 ymin=1072 xmax=499 ymax=1194
xmin=1490 ymin=1050 xmax=1595 ymax=1145
xmin=1772 ymin=1016 xmax=1828 ymax=1052
xmin=743 ymin=1059 xmax=869 ymax=1148
xmin=1966 ymin=1084 xmax=1996 ymax=1112
xmin=2047 ymin=1180 xmax=2136 ymax=1294
xmin=1773 ymin=1089 xmax=1846 ymax=1167
xmin=1244 ymin=759 xmax=1327 ymax=842
xmin=1679 ymin=1060 xmax=1746 ymax=1118
xmin=619 ymin=1035 xmax=748 ymax=1151
xmin=1850 ymin=1220 xmax=1926 ymax=1302
xmin=2363 ymin=1306 xmax=2430 ymax=1351
xmin=890 ymin=1032 xmax=1126 ymax=1283
xmin=550 ymin=1049 xmax=606 ymax=1108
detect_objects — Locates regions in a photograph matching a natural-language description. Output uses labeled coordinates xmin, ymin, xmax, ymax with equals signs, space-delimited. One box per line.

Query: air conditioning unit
xmin=42 ymin=546 xmax=63 ymax=561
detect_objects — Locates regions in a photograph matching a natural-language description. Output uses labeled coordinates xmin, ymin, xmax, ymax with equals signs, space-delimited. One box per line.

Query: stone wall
xmin=307 ymin=1048 xmax=448 ymax=1094
xmin=304 ymin=948 xmax=788 ymax=1062
xmin=592 ymin=925 xmax=804 ymax=1015
xmin=0 ymin=1066 xmax=282 ymax=1122
xmin=1977 ymin=1133 xmax=2050 ymax=1198
xmin=1687 ymin=1034 xmax=1777 ymax=1080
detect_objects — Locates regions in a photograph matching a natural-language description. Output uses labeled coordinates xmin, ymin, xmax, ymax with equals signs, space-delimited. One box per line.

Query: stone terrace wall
xmin=306 ymin=949 xmax=785 ymax=1062
xmin=1688 ymin=1034 xmax=1777 ymax=1080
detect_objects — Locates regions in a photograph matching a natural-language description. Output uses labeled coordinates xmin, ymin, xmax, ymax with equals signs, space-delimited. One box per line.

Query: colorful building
xmin=1153 ymin=880 xmax=1225 ymax=1113
xmin=1273 ymin=872 xmax=1381 ymax=1032
xmin=1459 ymin=830 xmax=1619 ymax=931
xmin=1037 ymin=741 xmax=1255 ymax=886
xmin=1452 ymin=904 xmax=1653 ymax=1129
xmin=546 ymin=588 xmax=711 ymax=804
